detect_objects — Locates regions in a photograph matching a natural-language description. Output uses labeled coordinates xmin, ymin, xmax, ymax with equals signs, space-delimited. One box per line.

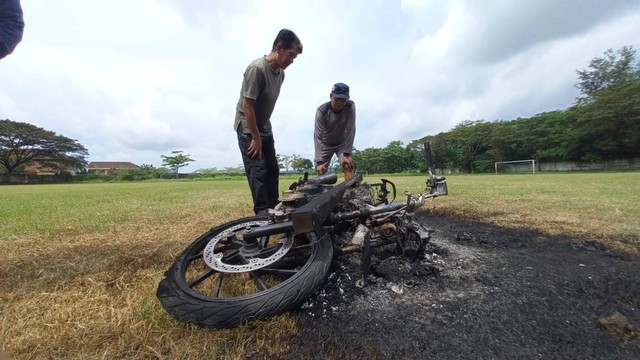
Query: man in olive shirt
xmin=234 ymin=29 xmax=303 ymax=215
xmin=314 ymin=83 xmax=356 ymax=180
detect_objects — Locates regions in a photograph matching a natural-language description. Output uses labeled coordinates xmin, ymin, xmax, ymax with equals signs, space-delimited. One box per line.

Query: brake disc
xmin=202 ymin=220 xmax=294 ymax=273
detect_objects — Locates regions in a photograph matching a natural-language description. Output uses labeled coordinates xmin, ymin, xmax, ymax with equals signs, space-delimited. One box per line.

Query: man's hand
xmin=316 ymin=163 xmax=327 ymax=175
xmin=340 ymin=155 xmax=354 ymax=172
xmin=340 ymin=155 xmax=355 ymax=180
xmin=247 ymin=136 xmax=263 ymax=159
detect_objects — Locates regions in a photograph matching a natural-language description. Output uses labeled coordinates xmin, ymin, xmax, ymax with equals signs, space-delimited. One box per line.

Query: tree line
xmin=354 ymin=46 xmax=640 ymax=174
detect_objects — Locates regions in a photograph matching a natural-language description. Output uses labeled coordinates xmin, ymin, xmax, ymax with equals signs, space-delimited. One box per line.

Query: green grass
xmin=1 ymin=181 xmax=254 ymax=240
xmin=385 ymin=172 xmax=640 ymax=251
xmin=1 ymin=172 xmax=639 ymax=359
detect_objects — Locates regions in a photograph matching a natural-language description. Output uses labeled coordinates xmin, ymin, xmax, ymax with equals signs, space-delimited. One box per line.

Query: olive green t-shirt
xmin=233 ymin=57 xmax=285 ymax=137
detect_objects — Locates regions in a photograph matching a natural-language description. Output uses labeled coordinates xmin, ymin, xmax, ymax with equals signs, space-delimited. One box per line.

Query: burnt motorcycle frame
xmin=156 ymin=143 xmax=447 ymax=328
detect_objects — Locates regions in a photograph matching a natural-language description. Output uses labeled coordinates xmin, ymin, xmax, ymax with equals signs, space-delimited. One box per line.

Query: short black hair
xmin=271 ymin=29 xmax=303 ymax=54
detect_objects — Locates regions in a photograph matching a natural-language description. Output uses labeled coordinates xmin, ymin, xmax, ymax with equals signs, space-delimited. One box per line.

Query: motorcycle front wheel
xmin=156 ymin=216 xmax=333 ymax=328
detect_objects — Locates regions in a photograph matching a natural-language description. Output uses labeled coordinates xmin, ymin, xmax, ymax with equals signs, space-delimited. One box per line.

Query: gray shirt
xmin=233 ymin=57 xmax=285 ymax=137
xmin=314 ymin=101 xmax=356 ymax=163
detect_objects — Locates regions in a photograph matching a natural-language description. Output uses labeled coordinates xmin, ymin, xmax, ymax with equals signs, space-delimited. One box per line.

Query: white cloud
xmin=102 ymin=103 xmax=186 ymax=149
xmin=1 ymin=0 xmax=639 ymax=172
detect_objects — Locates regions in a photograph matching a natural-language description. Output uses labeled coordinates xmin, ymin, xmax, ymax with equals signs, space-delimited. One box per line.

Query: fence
xmin=539 ymin=158 xmax=640 ymax=172
xmin=3 ymin=174 xmax=71 ymax=184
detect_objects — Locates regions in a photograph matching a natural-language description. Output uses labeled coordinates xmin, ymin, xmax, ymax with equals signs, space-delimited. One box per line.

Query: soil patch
xmin=287 ymin=214 xmax=640 ymax=359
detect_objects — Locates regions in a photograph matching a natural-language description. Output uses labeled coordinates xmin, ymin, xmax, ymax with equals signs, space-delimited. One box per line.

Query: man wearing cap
xmin=234 ymin=29 xmax=303 ymax=215
xmin=314 ymin=82 xmax=356 ymax=180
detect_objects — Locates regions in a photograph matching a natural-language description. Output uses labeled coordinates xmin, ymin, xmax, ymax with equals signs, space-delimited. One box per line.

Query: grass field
xmin=1 ymin=172 xmax=639 ymax=359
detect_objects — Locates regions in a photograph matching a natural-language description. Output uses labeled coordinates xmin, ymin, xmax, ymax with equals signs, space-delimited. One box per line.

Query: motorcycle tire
xmin=156 ymin=216 xmax=333 ymax=328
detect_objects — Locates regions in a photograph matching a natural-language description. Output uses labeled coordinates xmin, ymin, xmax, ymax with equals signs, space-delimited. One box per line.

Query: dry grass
xmin=389 ymin=172 xmax=640 ymax=255
xmin=1 ymin=172 xmax=639 ymax=359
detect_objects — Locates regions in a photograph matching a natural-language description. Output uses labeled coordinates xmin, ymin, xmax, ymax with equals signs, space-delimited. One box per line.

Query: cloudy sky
xmin=2 ymin=0 xmax=639 ymax=172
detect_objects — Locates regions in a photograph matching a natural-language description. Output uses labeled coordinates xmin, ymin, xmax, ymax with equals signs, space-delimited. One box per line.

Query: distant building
xmin=21 ymin=162 xmax=68 ymax=175
xmin=20 ymin=158 xmax=81 ymax=176
xmin=87 ymin=161 xmax=140 ymax=175
xmin=5 ymin=158 xmax=82 ymax=184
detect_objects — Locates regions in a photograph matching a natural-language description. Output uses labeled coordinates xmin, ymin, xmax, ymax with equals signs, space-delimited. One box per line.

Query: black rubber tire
xmin=156 ymin=216 xmax=333 ymax=328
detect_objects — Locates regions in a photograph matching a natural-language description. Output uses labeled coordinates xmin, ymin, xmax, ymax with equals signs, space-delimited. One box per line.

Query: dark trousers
xmin=237 ymin=132 xmax=280 ymax=215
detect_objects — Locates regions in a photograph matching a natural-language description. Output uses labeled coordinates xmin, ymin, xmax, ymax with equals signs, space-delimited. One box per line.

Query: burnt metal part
xmin=328 ymin=202 xmax=407 ymax=223
xmin=290 ymin=174 xmax=362 ymax=235
xmin=423 ymin=142 xmax=448 ymax=196
xmin=376 ymin=179 xmax=396 ymax=204
xmin=241 ymin=221 xmax=294 ymax=241
xmin=306 ymin=173 xmax=338 ymax=186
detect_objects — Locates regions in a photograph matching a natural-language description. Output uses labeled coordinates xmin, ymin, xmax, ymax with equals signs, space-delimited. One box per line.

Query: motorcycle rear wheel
xmin=156 ymin=216 xmax=333 ymax=328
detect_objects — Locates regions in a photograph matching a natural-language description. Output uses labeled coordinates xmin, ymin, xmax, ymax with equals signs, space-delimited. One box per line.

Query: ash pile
xmin=297 ymin=229 xmax=451 ymax=319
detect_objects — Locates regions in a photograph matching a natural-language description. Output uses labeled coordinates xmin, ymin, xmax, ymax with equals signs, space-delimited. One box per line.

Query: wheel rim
xmin=178 ymin=218 xmax=318 ymax=301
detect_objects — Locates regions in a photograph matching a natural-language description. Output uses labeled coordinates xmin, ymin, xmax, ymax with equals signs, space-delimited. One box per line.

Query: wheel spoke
xmin=258 ymin=236 xmax=268 ymax=247
xmin=215 ymin=244 xmax=239 ymax=252
xmin=280 ymin=244 xmax=312 ymax=260
xmin=217 ymin=236 xmax=244 ymax=249
xmin=220 ymin=251 xmax=244 ymax=264
xmin=215 ymin=234 xmax=245 ymax=249
xmin=251 ymin=272 xmax=269 ymax=291
xmin=187 ymin=252 xmax=203 ymax=263
xmin=259 ymin=267 xmax=298 ymax=275
xmin=189 ymin=269 xmax=216 ymax=288
xmin=213 ymin=273 xmax=224 ymax=297
xmin=253 ymin=244 xmax=281 ymax=258
xmin=288 ymin=243 xmax=312 ymax=252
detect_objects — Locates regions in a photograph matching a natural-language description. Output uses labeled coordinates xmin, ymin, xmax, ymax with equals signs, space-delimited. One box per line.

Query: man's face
xmin=275 ymin=43 xmax=299 ymax=69
xmin=330 ymin=96 xmax=347 ymax=112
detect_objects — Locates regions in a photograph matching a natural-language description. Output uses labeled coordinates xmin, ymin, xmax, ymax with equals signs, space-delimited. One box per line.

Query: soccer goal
xmin=495 ymin=160 xmax=536 ymax=174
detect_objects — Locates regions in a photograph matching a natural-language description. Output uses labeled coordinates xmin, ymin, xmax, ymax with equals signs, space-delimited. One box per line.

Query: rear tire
xmin=156 ymin=216 xmax=333 ymax=328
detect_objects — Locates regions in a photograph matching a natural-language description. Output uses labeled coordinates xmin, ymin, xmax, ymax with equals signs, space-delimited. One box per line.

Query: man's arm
xmin=243 ymin=97 xmax=262 ymax=159
xmin=338 ymin=103 xmax=356 ymax=176
xmin=240 ymin=64 xmax=265 ymax=159
xmin=339 ymin=102 xmax=356 ymax=158
xmin=314 ymin=108 xmax=326 ymax=174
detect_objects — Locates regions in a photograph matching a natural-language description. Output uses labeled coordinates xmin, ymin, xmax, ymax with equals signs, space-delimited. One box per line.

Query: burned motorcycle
xmin=156 ymin=143 xmax=448 ymax=328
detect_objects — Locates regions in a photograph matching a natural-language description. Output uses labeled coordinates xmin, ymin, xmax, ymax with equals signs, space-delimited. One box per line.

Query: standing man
xmin=234 ymin=29 xmax=303 ymax=215
xmin=314 ymin=82 xmax=356 ymax=180
xmin=0 ymin=0 xmax=24 ymax=60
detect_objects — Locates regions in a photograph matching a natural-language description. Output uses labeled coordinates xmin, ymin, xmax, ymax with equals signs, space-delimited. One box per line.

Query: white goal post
xmin=495 ymin=160 xmax=536 ymax=174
